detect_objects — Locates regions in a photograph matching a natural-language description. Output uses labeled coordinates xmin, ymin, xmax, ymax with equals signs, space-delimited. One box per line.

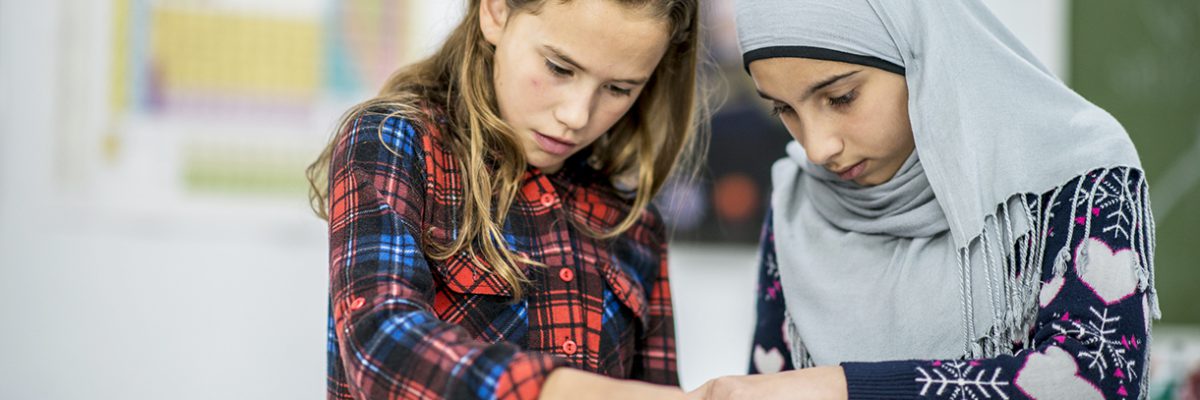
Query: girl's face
xmin=481 ymin=0 xmax=670 ymax=174
xmin=749 ymin=57 xmax=915 ymax=187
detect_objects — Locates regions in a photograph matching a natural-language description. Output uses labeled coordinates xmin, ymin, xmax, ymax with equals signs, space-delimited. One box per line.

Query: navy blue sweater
xmin=750 ymin=167 xmax=1155 ymax=399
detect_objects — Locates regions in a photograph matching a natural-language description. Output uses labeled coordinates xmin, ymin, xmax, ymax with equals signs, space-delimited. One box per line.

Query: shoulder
xmin=1041 ymin=166 xmax=1147 ymax=213
xmin=330 ymin=102 xmax=456 ymax=179
xmin=1036 ymin=166 xmax=1151 ymax=276
xmin=640 ymin=201 xmax=668 ymax=247
xmin=337 ymin=104 xmax=440 ymax=159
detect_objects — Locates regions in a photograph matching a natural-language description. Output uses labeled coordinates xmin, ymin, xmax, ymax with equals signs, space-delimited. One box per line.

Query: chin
xmin=526 ymin=156 xmax=564 ymax=172
xmin=855 ymin=174 xmax=883 ymax=187
xmin=859 ymin=167 xmax=904 ymax=186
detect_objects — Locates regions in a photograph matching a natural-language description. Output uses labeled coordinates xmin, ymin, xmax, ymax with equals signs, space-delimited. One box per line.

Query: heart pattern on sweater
xmin=753 ymin=345 xmax=785 ymax=374
xmin=1075 ymin=237 xmax=1139 ymax=305
xmin=1015 ymin=346 xmax=1104 ymax=400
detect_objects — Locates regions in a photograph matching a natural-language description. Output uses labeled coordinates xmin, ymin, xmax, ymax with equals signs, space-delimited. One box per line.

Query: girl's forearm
xmin=540 ymin=368 xmax=684 ymax=400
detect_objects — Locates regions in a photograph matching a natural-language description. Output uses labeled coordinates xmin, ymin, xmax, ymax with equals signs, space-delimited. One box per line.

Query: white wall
xmin=1 ymin=0 xmax=67 ymax=397
xmin=0 ymin=0 xmax=58 ymax=224
xmin=982 ymin=0 xmax=1071 ymax=79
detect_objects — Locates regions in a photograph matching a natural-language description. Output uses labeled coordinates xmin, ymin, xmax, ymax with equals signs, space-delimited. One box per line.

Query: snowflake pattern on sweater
xmin=748 ymin=167 xmax=1155 ymax=400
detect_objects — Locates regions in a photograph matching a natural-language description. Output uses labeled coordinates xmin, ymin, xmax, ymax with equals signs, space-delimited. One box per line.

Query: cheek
xmin=882 ymin=91 xmax=915 ymax=153
xmin=882 ymin=110 xmax=915 ymax=155
xmin=866 ymin=126 xmax=910 ymax=160
xmin=839 ymin=117 xmax=875 ymax=151
xmin=850 ymin=102 xmax=908 ymax=156
xmin=525 ymin=65 xmax=547 ymax=93
xmin=517 ymin=60 xmax=557 ymax=102
xmin=580 ymin=104 xmax=629 ymax=143
xmin=501 ymin=69 xmax=549 ymax=118
xmin=491 ymin=56 xmax=517 ymax=117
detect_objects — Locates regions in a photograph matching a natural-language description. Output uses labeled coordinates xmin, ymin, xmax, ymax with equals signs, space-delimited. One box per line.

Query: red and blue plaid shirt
xmin=326 ymin=106 xmax=678 ymax=399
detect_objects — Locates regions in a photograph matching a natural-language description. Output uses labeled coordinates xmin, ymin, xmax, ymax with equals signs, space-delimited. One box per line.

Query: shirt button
xmin=558 ymin=268 xmax=574 ymax=282
xmin=540 ymin=193 xmax=556 ymax=207
xmin=561 ymin=340 xmax=577 ymax=355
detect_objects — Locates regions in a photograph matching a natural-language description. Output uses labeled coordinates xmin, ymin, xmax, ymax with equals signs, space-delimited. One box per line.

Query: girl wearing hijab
xmin=690 ymin=1 xmax=1159 ymax=399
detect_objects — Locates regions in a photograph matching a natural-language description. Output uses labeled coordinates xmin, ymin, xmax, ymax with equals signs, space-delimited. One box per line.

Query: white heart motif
xmin=1075 ymin=237 xmax=1139 ymax=305
xmin=753 ymin=345 xmax=785 ymax=374
xmin=1015 ymin=346 xmax=1104 ymax=400
xmin=1039 ymin=275 xmax=1065 ymax=307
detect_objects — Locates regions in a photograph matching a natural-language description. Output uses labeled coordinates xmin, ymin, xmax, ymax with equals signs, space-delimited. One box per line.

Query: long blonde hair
xmin=307 ymin=0 xmax=707 ymax=299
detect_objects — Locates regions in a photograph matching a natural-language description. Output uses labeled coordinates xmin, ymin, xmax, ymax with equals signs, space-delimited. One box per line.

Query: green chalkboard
xmin=1071 ymin=1 xmax=1200 ymax=324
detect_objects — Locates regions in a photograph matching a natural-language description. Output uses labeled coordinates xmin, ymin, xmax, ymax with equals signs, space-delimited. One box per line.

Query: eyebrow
xmin=544 ymin=45 xmax=648 ymax=86
xmin=757 ymin=70 xmax=861 ymax=103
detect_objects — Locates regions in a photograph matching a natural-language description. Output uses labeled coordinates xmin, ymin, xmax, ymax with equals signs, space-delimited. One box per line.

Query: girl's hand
xmin=540 ymin=368 xmax=685 ymax=400
xmin=685 ymin=366 xmax=848 ymax=400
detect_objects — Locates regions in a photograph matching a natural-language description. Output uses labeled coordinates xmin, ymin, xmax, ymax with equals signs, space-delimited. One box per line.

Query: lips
xmin=835 ymin=160 xmax=867 ymax=181
xmin=533 ymin=131 xmax=576 ymax=157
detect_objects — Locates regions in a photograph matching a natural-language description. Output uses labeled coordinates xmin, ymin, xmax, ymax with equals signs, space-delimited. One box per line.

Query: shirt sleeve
xmin=748 ymin=210 xmax=797 ymax=375
xmin=328 ymin=112 xmax=566 ymax=400
xmin=841 ymin=167 xmax=1156 ymax=400
xmin=631 ymin=227 xmax=681 ymax=386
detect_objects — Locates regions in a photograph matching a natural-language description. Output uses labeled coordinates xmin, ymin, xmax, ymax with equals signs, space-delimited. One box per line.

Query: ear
xmin=479 ymin=0 xmax=510 ymax=46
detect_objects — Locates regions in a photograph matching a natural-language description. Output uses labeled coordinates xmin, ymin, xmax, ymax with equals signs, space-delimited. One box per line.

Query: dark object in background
xmin=1178 ymin=362 xmax=1200 ymax=400
xmin=657 ymin=98 xmax=791 ymax=243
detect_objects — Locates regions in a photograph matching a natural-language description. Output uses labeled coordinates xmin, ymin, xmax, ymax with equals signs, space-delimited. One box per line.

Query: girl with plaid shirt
xmin=307 ymin=1 xmax=705 ymax=399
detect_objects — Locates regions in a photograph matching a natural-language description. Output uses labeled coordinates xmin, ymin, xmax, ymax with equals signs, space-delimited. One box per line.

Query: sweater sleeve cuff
xmin=841 ymin=360 xmax=923 ymax=400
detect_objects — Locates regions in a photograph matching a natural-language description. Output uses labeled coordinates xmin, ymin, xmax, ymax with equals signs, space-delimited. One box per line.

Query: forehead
xmin=514 ymin=0 xmax=670 ymax=78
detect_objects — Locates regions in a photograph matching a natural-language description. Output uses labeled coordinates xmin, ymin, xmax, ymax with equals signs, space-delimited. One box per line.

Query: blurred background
xmin=0 ymin=0 xmax=1197 ymax=399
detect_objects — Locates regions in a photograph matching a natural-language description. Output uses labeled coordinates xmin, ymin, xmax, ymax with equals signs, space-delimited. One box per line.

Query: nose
xmin=554 ymin=86 xmax=593 ymax=132
xmin=788 ymin=116 xmax=843 ymax=166
xmin=805 ymin=132 xmax=843 ymax=167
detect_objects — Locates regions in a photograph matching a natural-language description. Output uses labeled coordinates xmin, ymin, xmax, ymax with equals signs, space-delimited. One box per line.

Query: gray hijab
xmin=736 ymin=0 xmax=1146 ymax=365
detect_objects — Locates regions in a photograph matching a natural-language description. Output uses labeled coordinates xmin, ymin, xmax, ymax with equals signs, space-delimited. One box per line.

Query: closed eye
xmin=607 ymin=84 xmax=632 ymax=96
xmin=829 ymin=90 xmax=857 ymax=108
xmin=546 ymin=59 xmax=573 ymax=77
xmin=769 ymin=102 xmax=792 ymax=117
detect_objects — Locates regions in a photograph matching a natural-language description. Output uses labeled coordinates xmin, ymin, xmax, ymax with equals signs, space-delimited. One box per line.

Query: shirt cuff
xmin=841 ymin=360 xmax=922 ymax=400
